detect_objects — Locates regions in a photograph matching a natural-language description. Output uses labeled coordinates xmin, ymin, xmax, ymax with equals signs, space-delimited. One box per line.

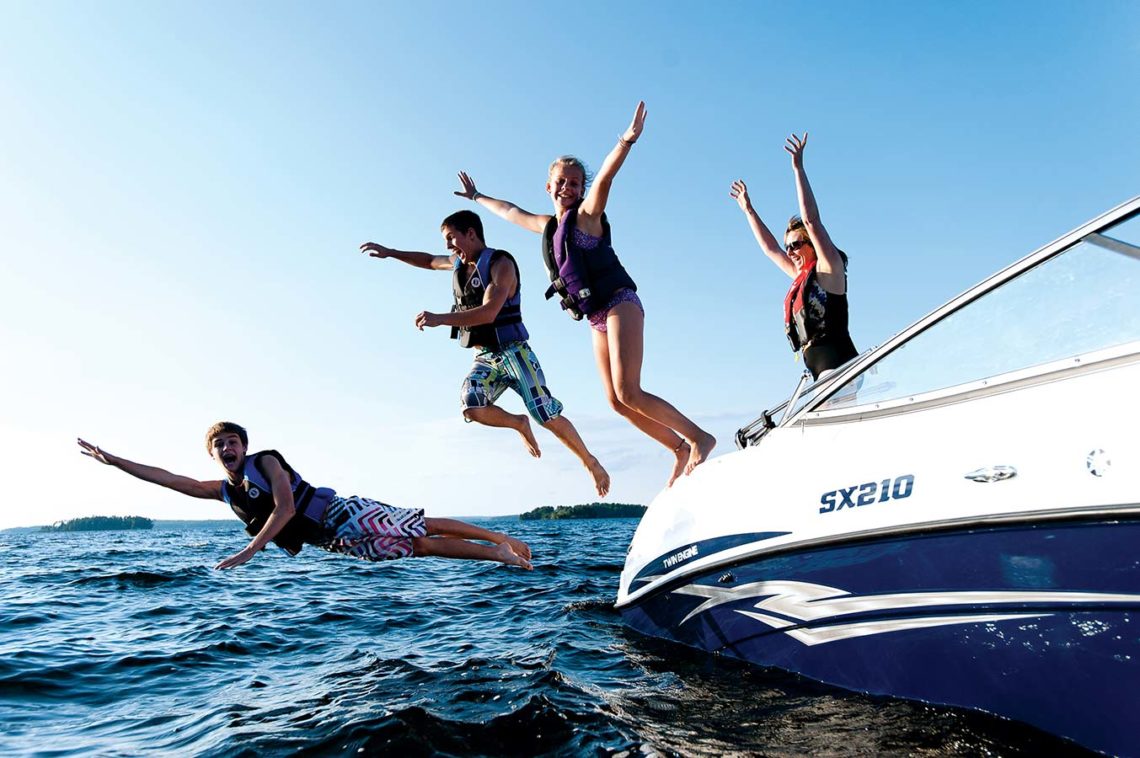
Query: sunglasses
xmin=786 ymin=238 xmax=811 ymax=253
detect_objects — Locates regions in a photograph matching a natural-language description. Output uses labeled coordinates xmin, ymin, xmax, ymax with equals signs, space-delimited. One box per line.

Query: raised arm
xmin=214 ymin=454 xmax=295 ymax=569
xmin=579 ymin=101 xmax=645 ymax=222
xmin=360 ymin=242 xmax=454 ymax=270
xmin=456 ymin=171 xmax=550 ymax=234
xmin=786 ymin=133 xmax=844 ymax=281
xmin=414 ymin=255 xmax=515 ymax=331
xmin=730 ymin=179 xmax=797 ymax=279
xmin=78 ymin=438 xmax=222 ymax=500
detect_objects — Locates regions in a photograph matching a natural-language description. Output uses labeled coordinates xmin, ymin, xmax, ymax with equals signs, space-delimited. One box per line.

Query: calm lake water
xmin=0 ymin=518 xmax=1085 ymax=756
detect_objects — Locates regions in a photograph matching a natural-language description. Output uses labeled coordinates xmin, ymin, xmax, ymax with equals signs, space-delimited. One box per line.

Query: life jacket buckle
xmin=559 ymin=295 xmax=584 ymax=320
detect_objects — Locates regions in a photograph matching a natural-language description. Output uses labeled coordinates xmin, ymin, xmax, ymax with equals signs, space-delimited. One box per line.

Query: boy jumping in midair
xmin=78 ymin=422 xmax=532 ymax=570
xmin=361 ymin=210 xmax=610 ymax=496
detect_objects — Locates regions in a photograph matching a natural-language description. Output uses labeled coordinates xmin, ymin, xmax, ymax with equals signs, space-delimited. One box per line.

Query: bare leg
xmin=591 ymin=326 xmax=680 ymax=448
xmin=541 ymin=416 xmax=610 ymax=496
xmin=425 ymin=517 xmax=531 ymax=560
xmin=592 ymin=326 xmax=691 ymax=487
xmin=464 ymin=405 xmax=540 ymax=458
xmin=412 ymin=535 xmax=532 ymax=569
xmin=604 ymin=302 xmax=716 ymax=477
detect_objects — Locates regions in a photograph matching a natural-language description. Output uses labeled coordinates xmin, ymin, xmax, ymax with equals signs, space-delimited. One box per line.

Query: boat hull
xmin=620 ymin=518 xmax=1140 ymax=756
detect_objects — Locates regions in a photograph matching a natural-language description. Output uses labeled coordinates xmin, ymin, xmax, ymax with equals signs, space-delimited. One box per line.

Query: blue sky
xmin=1 ymin=1 xmax=1137 ymax=528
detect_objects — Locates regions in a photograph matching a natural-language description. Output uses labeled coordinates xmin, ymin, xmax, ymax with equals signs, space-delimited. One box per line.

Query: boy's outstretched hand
xmin=360 ymin=242 xmax=394 ymax=259
xmin=215 ymin=545 xmax=257 ymax=570
xmin=78 ymin=438 xmax=112 ymax=465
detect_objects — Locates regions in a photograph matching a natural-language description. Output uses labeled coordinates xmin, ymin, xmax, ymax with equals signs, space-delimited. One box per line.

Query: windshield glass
xmin=811 ymin=212 xmax=1140 ymax=413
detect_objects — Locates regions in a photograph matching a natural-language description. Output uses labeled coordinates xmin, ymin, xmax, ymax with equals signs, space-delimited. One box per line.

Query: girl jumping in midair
xmin=456 ymin=102 xmax=715 ymax=487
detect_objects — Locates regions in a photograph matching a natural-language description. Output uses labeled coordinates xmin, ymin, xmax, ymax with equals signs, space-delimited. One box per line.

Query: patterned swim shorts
xmin=588 ymin=288 xmax=644 ymax=333
xmin=316 ymin=495 xmax=427 ymax=562
xmin=461 ymin=340 xmax=563 ymax=424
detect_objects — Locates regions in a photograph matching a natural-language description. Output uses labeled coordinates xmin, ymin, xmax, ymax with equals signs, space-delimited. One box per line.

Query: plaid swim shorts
xmin=461 ymin=340 xmax=563 ymax=425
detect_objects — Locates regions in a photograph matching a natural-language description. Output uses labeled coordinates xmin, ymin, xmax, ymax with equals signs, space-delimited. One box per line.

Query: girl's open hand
xmin=454 ymin=171 xmax=478 ymax=200
xmin=624 ymin=101 xmax=647 ymax=143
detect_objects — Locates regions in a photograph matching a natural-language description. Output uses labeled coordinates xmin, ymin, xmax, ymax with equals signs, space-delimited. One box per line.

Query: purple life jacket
xmin=541 ymin=207 xmax=636 ymax=319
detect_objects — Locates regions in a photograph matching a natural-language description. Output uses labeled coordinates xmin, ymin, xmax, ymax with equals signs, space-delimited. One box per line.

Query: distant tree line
xmin=519 ymin=502 xmax=646 ymax=520
xmin=42 ymin=516 xmax=154 ymax=532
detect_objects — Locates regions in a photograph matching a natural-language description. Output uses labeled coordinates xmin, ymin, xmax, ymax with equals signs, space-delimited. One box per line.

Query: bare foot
xmin=685 ymin=432 xmax=717 ymax=475
xmin=500 ymin=534 xmax=532 ymax=561
xmin=587 ymin=456 xmax=610 ymax=497
xmin=667 ymin=441 xmax=690 ymax=487
xmin=517 ymin=419 xmax=541 ymax=458
xmin=493 ymin=541 xmax=533 ymax=570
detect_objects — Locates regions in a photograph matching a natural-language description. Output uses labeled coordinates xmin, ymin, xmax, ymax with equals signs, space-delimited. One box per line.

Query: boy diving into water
xmin=360 ymin=210 xmax=610 ymax=496
xmin=77 ymin=422 xmax=532 ymax=570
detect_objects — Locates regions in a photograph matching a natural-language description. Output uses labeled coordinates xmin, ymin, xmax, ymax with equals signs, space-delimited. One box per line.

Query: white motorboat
xmin=616 ymin=196 xmax=1140 ymax=755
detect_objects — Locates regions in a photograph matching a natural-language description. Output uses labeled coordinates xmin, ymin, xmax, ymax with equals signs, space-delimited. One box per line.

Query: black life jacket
xmin=541 ymin=207 xmax=636 ymax=320
xmin=783 ymin=259 xmax=857 ymax=377
xmin=450 ymin=248 xmax=529 ymax=349
xmin=221 ymin=450 xmax=334 ymax=556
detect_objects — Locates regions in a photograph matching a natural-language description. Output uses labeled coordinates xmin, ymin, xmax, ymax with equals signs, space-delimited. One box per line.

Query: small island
xmin=519 ymin=502 xmax=646 ymax=521
xmin=42 ymin=516 xmax=154 ymax=532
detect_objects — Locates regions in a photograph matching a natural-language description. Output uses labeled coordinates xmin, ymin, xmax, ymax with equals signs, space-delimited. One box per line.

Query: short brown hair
xmin=205 ymin=421 xmax=248 ymax=452
xmin=441 ymin=210 xmax=485 ymax=243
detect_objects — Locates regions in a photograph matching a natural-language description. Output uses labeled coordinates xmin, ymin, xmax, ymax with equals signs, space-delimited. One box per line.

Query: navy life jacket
xmin=541 ymin=207 xmax=636 ymax=320
xmin=450 ymin=248 xmax=529 ymax=350
xmin=221 ymin=450 xmax=335 ymax=556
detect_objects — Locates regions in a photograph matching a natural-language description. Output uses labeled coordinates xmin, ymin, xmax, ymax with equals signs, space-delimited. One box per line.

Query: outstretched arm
xmin=77 ymin=438 xmax=222 ymax=500
xmin=786 ymin=133 xmax=844 ymax=284
xmin=455 ymin=171 xmax=550 ymax=234
xmin=214 ymin=454 xmax=296 ymax=569
xmin=579 ymin=101 xmax=646 ymax=222
xmin=730 ymin=179 xmax=797 ymax=279
xmin=360 ymin=242 xmax=454 ymax=271
xmin=414 ymin=255 xmax=515 ymax=331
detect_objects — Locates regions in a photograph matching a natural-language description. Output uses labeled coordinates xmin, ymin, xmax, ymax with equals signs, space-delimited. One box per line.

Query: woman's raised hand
xmin=624 ymin=101 xmax=647 ymax=143
xmin=784 ymin=132 xmax=808 ymax=169
xmin=730 ymin=179 xmax=752 ymax=213
xmin=454 ymin=171 xmax=478 ymax=200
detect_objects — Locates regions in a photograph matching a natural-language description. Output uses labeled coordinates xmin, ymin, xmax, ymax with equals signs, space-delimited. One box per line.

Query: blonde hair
xmin=548 ymin=155 xmax=593 ymax=187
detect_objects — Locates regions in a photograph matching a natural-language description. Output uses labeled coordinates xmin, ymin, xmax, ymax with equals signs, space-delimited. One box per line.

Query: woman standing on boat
xmin=455 ymin=101 xmax=715 ymax=486
xmin=731 ymin=133 xmax=858 ymax=380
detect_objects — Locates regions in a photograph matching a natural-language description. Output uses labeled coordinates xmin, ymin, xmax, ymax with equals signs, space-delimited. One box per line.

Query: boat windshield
xmin=805 ymin=212 xmax=1140 ymax=414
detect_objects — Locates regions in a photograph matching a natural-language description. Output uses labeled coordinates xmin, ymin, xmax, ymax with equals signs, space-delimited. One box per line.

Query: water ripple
xmin=0 ymin=518 xmax=1079 ymax=755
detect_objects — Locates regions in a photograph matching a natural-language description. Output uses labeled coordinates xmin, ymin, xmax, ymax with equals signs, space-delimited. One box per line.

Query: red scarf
xmin=783 ymin=259 xmax=817 ymax=330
